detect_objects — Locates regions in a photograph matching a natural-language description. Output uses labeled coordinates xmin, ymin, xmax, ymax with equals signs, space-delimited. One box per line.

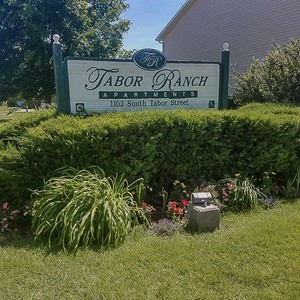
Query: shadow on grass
xmin=0 ymin=229 xmax=128 ymax=256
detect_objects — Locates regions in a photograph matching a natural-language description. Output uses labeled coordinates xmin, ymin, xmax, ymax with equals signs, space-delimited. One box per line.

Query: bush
xmin=6 ymin=98 xmax=18 ymax=107
xmin=0 ymin=202 xmax=20 ymax=240
xmin=0 ymin=108 xmax=57 ymax=208
xmin=0 ymin=107 xmax=57 ymax=143
xmin=1 ymin=105 xmax=300 ymax=209
xmin=229 ymin=176 xmax=261 ymax=211
xmin=31 ymin=167 xmax=147 ymax=251
xmin=284 ymin=167 xmax=300 ymax=198
xmin=0 ymin=145 xmax=24 ymax=207
xmin=234 ymin=38 xmax=300 ymax=106
xmin=213 ymin=175 xmax=261 ymax=211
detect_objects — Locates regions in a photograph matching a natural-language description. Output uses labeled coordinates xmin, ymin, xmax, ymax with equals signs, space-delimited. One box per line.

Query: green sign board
xmin=52 ymin=35 xmax=230 ymax=114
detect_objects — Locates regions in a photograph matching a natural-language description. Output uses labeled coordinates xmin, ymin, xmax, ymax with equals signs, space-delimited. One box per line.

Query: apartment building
xmin=156 ymin=0 xmax=300 ymax=89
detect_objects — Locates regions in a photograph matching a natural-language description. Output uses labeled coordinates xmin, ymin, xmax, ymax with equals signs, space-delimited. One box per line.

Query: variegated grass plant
xmin=285 ymin=167 xmax=300 ymax=198
xmin=216 ymin=175 xmax=262 ymax=211
xmin=31 ymin=167 xmax=147 ymax=252
xmin=231 ymin=177 xmax=261 ymax=211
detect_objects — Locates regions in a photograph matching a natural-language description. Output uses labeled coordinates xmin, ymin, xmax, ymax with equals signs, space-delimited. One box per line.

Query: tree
xmin=233 ymin=38 xmax=300 ymax=106
xmin=115 ymin=48 xmax=137 ymax=59
xmin=0 ymin=0 xmax=130 ymax=104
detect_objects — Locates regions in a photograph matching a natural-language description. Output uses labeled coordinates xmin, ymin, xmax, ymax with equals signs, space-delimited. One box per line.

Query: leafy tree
xmin=0 ymin=0 xmax=130 ymax=104
xmin=115 ymin=48 xmax=137 ymax=59
xmin=233 ymin=38 xmax=300 ymax=106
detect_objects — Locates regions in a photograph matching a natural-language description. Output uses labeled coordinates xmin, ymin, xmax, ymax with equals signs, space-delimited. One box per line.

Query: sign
xmin=52 ymin=35 xmax=230 ymax=114
xmin=66 ymin=58 xmax=220 ymax=114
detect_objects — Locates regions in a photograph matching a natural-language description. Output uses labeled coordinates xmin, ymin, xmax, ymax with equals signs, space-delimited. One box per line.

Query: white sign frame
xmin=64 ymin=58 xmax=221 ymax=114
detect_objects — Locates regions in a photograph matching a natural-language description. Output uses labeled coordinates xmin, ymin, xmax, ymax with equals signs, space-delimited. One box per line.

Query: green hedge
xmin=1 ymin=104 xmax=300 ymax=208
xmin=0 ymin=108 xmax=57 ymax=143
xmin=0 ymin=108 xmax=57 ymax=207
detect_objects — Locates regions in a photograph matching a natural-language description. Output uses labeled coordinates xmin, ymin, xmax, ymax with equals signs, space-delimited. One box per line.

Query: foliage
xmin=230 ymin=177 xmax=260 ymax=211
xmin=115 ymin=48 xmax=137 ymax=59
xmin=259 ymin=195 xmax=276 ymax=210
xmin=0 ymin=0 xmax=130 ymax=103
xmin=31 ymin=167 xmax=147 ymax=251
xmin=166 ymin=200 xmax=189 ymax=222
xmin=258 ymin=171 xmax=278 ymax=196
xmin=284 ymin=167 xmax=300 ymax=198
xmin=0 ymin=202 xmax=20 ymax=240
xmin=1 ymin=104 xmax=300 ymax=208
xmin=140 ymin=202 xmax=156 ymax=222
xmin=0 ymin=108 xmax=57 ymax=208
xmin=0 ymin=107 xmax=56 ymax=143
xmin=159 ymin=187 xmax=168 ymax=211
xmin=6 ymin=98 xmax=18 ymax=107
xmin=234 ymin=38 xmax=300 ymax=106
xmin=214 ymin=175 xmax=261 ymax=211
xmin=169 ymin=180 xmax=190 ymax=201
xmin=148 ymin=218 xmax=184 ymax=237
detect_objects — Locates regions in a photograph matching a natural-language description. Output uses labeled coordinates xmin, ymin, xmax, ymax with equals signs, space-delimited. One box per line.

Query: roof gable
xmin=156 ymin=0 xmax=195 ymax=42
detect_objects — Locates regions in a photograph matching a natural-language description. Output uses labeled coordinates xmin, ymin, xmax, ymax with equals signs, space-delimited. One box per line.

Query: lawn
xmin=0 ymin=106 xmax=20 ymax=122
xmin=0 ymin=105 xmax=12 ymax=121
xmin=1 ymin=200 xmax=300 ymax=300
xmin=0 ymin=104 xmax=33 ymax=122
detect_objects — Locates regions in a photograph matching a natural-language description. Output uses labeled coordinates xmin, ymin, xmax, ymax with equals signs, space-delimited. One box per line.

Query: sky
xmin=122 ymin=0 xmax=187 ymax=51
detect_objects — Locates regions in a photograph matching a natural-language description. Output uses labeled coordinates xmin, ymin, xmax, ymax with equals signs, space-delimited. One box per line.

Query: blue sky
xmin=122 ymin=0 xmax=186 ymax=51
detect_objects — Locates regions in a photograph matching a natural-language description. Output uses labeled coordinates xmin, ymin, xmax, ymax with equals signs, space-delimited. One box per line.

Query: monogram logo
xmin=133 ymin=48 xmax=167 ymax=71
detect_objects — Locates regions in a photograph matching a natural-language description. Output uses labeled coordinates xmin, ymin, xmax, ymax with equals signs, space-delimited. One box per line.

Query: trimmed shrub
xmin=1 ymin=104 xmax=300 ymax=208
xmin=0 ymin=108 xmax=57 ymax=144
xmin=0 ymin=145 xmax=24 ymax=206
xmin=0 ymin=108 xmax=58 ymax=208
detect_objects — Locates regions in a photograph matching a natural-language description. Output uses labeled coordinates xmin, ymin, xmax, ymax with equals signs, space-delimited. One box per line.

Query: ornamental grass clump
xmin=214 ymin=175 xmax=262 ymax=211
xmin=31 ymin=167 xmax=147 ymax=252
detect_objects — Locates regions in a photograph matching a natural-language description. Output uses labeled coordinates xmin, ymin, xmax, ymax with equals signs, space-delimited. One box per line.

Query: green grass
xmin=0 ymin=104 xmax=10 ymax=111
xmin=0 ymin=105 xmax=14 ymax=121
xmin=0 ymin=105 xmax=23 ymax=122
xmin=0 ymin=104 xmax=35 ymax=122
xmin=1 ymin=200 xmax=300 ymax=300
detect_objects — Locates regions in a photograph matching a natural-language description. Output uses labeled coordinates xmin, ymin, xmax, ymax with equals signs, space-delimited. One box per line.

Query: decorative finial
xmin=53 ymin=34 xmax=60 ymax=44
xmin=223 ymin=43 xmax=229 ymax=51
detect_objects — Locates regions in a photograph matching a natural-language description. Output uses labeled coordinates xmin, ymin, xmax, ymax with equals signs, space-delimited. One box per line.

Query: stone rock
xmin=187 ymin=203 xmax=220 ymax=232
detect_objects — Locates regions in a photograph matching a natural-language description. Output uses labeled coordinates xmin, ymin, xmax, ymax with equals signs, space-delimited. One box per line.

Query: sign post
xmin=52 ymin=34 xmax=70 ymax=114
xmin=52 ymin=35 xmax=230 ymax=114
xmin=220 ymin=43 xmax=230 ymax=109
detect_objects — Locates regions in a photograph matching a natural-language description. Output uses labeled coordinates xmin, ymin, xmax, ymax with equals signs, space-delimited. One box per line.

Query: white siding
xmin=161 ymin=0 xmax=300 ymax=88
